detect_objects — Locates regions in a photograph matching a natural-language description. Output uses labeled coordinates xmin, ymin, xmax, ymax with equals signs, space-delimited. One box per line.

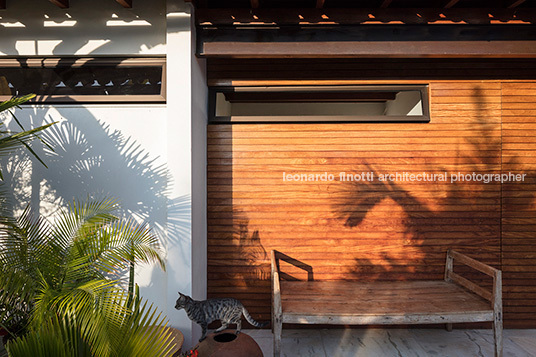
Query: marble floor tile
xmin=242 ymin=328 xmax=536 ymax=357
xmin=2 ymin=328 xmax=535 ymax=356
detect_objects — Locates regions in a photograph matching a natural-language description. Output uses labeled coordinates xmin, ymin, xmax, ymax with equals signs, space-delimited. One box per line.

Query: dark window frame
xmin=209 ymin=85 xmax=430 ymax=124
xmin=0 ymin=57 xmax=166 ymax=103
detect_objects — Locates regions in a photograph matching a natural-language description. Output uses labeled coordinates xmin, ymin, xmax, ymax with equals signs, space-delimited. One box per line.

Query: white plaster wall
xmin=0 ymin=0 xmax=166 ymax=55
xmin=5 ymin=104 xmax=171 ymax=308
xmin=190 ymin=14 xmax=208 ymax=347
xmin=165 ymin=0 xmax=198 ymax=346
xmin=1 ymin=0 xmax=206 ymax=349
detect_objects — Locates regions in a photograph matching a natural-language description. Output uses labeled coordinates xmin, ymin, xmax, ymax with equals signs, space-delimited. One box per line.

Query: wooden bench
xmin=271 ymin=249 xmax=503 ymax=357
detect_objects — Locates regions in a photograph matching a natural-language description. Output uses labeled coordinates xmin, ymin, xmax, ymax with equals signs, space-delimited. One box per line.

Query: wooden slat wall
xmin=206 ymin=59 xmax=536 ymax=328
xmin=502 ymin=82 xmax=536 ymax=328
xmin=207 ymin=80 xmax=503 ymax=324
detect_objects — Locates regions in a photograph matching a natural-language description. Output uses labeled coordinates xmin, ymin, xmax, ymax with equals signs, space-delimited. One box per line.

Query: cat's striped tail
xmin=242 ymin=307 xmax=268 ymax=328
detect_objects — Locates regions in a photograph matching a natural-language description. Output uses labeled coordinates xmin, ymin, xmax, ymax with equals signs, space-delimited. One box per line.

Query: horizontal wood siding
xmin=502 ymin=82 xmax=536 ymax=328
xmin=207 ymin=80 xmax=503 ymax=325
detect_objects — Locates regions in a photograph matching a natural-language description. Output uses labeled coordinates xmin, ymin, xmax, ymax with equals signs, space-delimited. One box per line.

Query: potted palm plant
xmin=0 ymin=198 xmax=177 ymax=357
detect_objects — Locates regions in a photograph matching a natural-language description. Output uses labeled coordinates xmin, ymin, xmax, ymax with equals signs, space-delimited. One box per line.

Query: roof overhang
xmin=192 ymin=1 xmax=536 ymax=58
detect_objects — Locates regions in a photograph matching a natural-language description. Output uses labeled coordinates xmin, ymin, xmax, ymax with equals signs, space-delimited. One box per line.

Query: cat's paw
xmin=235 ymin=331 xmax=241 ymax=335
xmin=199 ymin=336 xmax=206 ymax=342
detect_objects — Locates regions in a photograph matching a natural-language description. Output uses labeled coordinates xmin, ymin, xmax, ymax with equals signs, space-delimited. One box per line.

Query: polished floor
xmin=243 ymin=328 xmax=536 ymax=357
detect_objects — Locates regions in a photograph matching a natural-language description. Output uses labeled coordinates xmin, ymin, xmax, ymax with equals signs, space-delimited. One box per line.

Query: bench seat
xmin=271 ymin=250 xmax=502 ymax=357
xmin=281 ymin=280 xmax=493 ymax=325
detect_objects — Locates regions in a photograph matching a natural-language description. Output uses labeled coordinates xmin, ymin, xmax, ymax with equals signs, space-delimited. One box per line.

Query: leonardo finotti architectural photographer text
xmin=282 ymin=171 xmax=527 ymax=184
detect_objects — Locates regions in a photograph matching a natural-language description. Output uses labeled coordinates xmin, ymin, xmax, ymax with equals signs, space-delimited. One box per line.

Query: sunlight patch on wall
xmin=106 ymin=20 xmax=152 ymax=27
xmin=43 ymin=20 xmax=77 ymax=27
xmin=15 ymin=40 xmax=37 ymax=55
xmin=140 ymin=43 xmax=166 ymax=54
xmin=37 ymin=40 xmax=63 ymax=54
xmin=0 ymin=21 xmax=26 ymax=27
xmin=74 ymin=39 xmax=111 ymax=55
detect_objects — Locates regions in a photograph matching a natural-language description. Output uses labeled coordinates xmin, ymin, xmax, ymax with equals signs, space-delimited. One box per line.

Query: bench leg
xmin=445 ymin=323 xmax=452 ymax=332
xmin=493 ymin=311 xmax=503 ymax=357
xmin=273 ymin=317 xmax=282 ymax=357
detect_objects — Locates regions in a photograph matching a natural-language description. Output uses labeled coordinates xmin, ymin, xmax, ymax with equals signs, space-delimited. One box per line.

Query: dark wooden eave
xmin=190 ymin=0 xmax=536 ymax=9
xmin=196 ymin=8 xmax=536 ymax=26
xmin=116 ymin=0 xmax=133 ymax=8
xmin=200 ymin=39 xmax=536 ymax=58
xmin=509 ymin=0 xmax=527 ymax=8
xmin=1 ymin=0 xmax=133 ymax=9
xmin=194 ymin=1 xmax=536 ymax=58
xmin=380 ymin=0 xmax=393 ymax=8
xmin=49 ymin=0 xmax=69 ymax=8
xmin=444 ymin=0 xmax=460 ymax=8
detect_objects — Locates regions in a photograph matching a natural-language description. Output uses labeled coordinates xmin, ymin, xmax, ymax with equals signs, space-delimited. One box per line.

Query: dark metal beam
xmin=49 ymin=0 xmax=68 ymax=8
xmin=250 ymin=0 xmax=259 ymax=8
xmin=316 ymin=0 xmax=325 ymax=8
xmin=0 ymin=0 xmax=5 ymax=9
xmin=116 ymin=0 xmax=132 ymax=8
xmin=444 ymin=0 xmax=460 ymax=8
xmin=508 ymin=0 xmax=526 ymax=8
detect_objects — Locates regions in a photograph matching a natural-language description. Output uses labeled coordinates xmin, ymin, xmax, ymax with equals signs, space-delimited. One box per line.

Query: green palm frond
xmin=1 ymin=197 xmax=169 ymax=356
xmin=6 ymin=313 xmax=92 ymax=357
xmin=6 ymin=322 xmax=76 ymax=357
xmin=0 ymin=268 xmax=33 ymax=338
xmin=0 ymin=95 xmax=56 ymax=179
xmin=0 ymin=206 xmax=62 ymax=291
xmin=34 ymin=280 xmax=125 ymax=357
xmin=112 ymin=286 xmax=175 ymax=357
xmin=53 ymin=198 xmax=118 ymax=248
xmin=0 ymin=123 xmax=55 ymax=161
xmin=0 ymin=95 xmax=35 ymax=113
xmin=85 ymin=219 xmax=165 ymax=276
xmin=10 ymin=284 xmax=175 ymax=357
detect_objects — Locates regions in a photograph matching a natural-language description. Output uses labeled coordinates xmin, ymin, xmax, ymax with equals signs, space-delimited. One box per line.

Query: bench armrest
xmin=271 ymin=250 xmax=282 ymax=329
xmin=445 ymin=249 xmax=502 ymax=310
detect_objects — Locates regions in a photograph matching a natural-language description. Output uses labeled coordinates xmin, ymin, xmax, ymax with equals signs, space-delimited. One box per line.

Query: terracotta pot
xmin=194 ymin=330 xmax=263 ymax=357
xmin=147 ymin=326 xmax=184 ymax=357
xmin=167 ymin=327 xmax=185 ymax=357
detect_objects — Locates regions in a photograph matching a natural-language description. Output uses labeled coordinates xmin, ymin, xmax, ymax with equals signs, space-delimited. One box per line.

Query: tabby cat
xmin=175 ymin=292 xmax=267 ymax=341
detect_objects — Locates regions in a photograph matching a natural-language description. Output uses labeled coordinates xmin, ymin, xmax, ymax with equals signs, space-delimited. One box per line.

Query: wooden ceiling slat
xmin=316 ymin=0 xmax=325 ymax=8
xmin=508 ymin=0 xmax=526 ymax=8
xmin=49 ymin=0 xmax=68 ymax=8
xmin=0 ymin=0 xmax=5 ymax=9
xmin=116 ymin=0 xmax=133 ymax=8
xmin=444 ymin=0 xmax=460 ymax=8
xmin=251 ymin=0 xmax=259 ymax=8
